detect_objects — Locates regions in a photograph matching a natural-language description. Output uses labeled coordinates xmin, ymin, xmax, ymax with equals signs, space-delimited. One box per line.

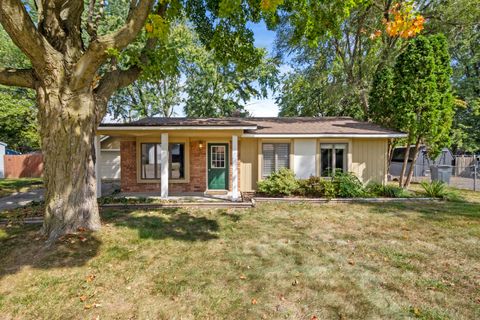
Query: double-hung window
xmin=262 ymin=143 xmax=290 ymax=177
xmin=140 ymin=143 xmax=185 ymax=180
xmin=320 ymin=143 xmax=348 ymax=177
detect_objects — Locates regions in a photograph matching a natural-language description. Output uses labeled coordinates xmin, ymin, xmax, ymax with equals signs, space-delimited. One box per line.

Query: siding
xmin=239 ymin=139 xmax=258 ymax=192
xmin=293 ymin=139 xmax=316 ymax=178
xmin=351 ymin=138 xmax=388 ymax=184
xmin=100 ymin=151 xmax=121 ymax=180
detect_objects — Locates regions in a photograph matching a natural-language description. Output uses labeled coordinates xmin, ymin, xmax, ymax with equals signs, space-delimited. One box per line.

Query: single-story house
xmin=96 ymin=117 xmax=406 ymax=200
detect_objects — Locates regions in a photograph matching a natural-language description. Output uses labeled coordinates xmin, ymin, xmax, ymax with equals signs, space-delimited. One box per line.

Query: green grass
xmin=0 ymin=178 xmax=43 ymax=197
xmin=0 ymin=193 xmax=479 ymax=319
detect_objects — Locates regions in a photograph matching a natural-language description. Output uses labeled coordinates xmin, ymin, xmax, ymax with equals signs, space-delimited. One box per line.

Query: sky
xmin=244 ymin=22 xmax=282 ymax=117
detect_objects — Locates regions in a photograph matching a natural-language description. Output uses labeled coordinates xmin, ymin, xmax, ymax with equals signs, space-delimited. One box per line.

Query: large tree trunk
xmin=403 ymin=137 xmax=422 ymax=188
xmin=37 ymin=84 xmax=102 ymax=240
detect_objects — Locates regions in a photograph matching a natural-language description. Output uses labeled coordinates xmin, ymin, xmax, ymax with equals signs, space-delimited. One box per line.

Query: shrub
xmin=296 ymin=176 xmax=337 ymax=199
xmin=366 ymin=182 xmax=411 ymax=198
xmin=420 ymin=181 xmax=447 ymax=198
xmin=420 ymin=181 xmax=462 ymax=201
xmin=257 ymin=168 xmax=299 ymax=196
xmin=332 ymin=172 xmax=365 ymax=198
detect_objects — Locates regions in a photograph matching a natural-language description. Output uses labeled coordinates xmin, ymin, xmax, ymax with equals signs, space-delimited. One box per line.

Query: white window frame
xmin=320 ymin=143 xmax=348 ymax=177
xmin=262 ymin=143 xmax=290 ymax=177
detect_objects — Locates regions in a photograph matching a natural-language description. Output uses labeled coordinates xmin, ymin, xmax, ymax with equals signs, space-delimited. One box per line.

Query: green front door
xmin=208 ymin=143 xmax=229 ymax=190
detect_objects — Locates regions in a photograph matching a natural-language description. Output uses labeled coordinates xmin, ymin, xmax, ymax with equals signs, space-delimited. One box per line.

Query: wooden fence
xmin=4 ymin=153 xmax=43 ymax=178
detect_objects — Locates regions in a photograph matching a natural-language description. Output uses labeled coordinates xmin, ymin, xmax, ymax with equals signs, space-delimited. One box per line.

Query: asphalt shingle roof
xmin=100 ymin=117 xmax=404 ymax=135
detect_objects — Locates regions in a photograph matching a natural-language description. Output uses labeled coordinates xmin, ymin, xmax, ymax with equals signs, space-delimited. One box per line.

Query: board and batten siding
xmin=239 ymin=139 xmax=258 ymax=192
xmin=351 ymin=138 xmax=388 ymax=184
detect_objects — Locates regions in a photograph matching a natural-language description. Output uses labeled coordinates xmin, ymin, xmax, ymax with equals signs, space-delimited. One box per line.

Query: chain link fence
xmin=389 ymin=155 xmax=479 ymax=191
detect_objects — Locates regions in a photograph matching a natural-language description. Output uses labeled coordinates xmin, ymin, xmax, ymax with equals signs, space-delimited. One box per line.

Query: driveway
xmin=0 ymin=188 xmax=45 ymax=212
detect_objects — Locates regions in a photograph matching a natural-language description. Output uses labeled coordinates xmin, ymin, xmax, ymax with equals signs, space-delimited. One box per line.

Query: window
xmin=140 ymin=143 xmax=185 ymax=180
xmin=169 ymin=143 xmax=185 ymax=179
xmin=320 ymin=143 xmax=347 ymax=177
xmin=262 ymin=143 xmax=290 ymax=177
xmin=210 ymin=145 xmax=226 ymax=168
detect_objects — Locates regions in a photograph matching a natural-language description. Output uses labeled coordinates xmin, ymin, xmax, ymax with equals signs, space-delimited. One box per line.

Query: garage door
xmin=100 ymin=151 xmax=120 ymax=180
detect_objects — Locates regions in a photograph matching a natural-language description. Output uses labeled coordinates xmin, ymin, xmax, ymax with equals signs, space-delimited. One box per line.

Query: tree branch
xmin=94 ymin=67 xmax=141 ymax=104
xmin=0 ymin=68 xmax=35 ymax=88
xmin=0 ymin=0 xmax=58 ymax=70
xmin=71 ymin=0 xmax=154 ymax=90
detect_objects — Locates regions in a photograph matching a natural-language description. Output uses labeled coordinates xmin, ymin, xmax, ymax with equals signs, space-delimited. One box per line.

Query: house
xmin=96 ymin=117 xmax=406 ymax=200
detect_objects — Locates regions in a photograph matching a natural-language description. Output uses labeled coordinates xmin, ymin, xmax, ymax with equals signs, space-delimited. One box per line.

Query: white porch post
xmin=161 ymin=133 xmax=169 ymax=199
xmin=95 ymin=136 xmax=101 ymax=198
xmin=232 ymin=135 xmax=239 ymax=201
xmin=0 ymin=142 xmax=6 ymax=179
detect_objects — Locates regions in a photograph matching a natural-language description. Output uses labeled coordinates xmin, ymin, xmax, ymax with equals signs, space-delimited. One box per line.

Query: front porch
xmin=95 ymin=130 xmax=242 ymax=201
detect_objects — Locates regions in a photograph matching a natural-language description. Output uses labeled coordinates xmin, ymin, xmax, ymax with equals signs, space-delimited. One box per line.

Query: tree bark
xmin=36 ymin=82 xmax=102 ymax=241
xmin=403 ymin=137 xmax=422 ymax=188
xmin=399 ymin=135 xmax=412 ymax=188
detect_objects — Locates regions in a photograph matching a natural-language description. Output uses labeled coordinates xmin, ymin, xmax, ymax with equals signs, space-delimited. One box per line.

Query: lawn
xmin=0 ymin=195 xmax=479 ymax=319
xmin=0 ymin=178 xmax=43 ymax=198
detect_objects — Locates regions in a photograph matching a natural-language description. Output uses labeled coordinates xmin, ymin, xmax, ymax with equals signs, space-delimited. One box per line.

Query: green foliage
xmin=109 ymin=22 xmax=279 ymax=120
xmin=296 ymin=176 xmax=334 ymax=198
xmin=366 ymin=182 xmax=411 ymax=198
xmin=420 ymin=181 xmax=448 ymax=198
xmin=332 ymin=172 xmax=365 ymax=198
xmin=0 ymin=87 xmax=39 ymax=151
xmin=257 ymin=168 xmax=299 ymax=196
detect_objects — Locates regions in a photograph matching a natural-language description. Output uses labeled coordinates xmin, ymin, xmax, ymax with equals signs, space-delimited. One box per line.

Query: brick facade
xmin=120 ymin=139 xmax=238 ymax=194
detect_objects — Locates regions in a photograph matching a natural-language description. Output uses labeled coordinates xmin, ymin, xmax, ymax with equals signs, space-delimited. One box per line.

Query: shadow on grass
xmin=0 ymin=224 xmax=101 ymax=279
xmin=102 ymin=208 xmax=220 ymax=241
xmin=365 ymin=200 xmax=480 ymax=221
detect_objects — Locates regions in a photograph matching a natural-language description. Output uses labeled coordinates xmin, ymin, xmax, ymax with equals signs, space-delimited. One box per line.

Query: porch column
xmin=232 ymin=135 xmax=239 ymax=201
xmin=160 ymin=133 xmax=169 ymax=199
xmin=95 ymin=136 xmax=101 ymax=198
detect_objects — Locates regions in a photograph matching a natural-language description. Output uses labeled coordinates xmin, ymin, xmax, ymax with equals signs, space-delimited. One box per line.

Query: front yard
xmin=0 ymin=192 xmax=479 ymax=319
xmin=0 ymin=178 xmax=43 ymax=198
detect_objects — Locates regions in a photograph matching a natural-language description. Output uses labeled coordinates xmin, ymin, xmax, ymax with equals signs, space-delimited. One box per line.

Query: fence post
xmin=0 ymin=142 xmax=6 ymax=179
xmin=474 ymin=153 xmax=477 ymax=192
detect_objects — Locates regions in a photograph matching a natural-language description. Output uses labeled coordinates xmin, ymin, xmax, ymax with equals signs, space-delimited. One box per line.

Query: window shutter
xmin=275 ymin=144 xmax=290 ymax=170
xmin=263 ymin=144 xmax=275 ymax=177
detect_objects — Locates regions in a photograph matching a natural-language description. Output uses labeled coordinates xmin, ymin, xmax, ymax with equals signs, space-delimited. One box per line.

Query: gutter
xmin=241 ymin=133 xmax=408 ymax=138
xmin=98 ymin=126 xmax=258 ymax=131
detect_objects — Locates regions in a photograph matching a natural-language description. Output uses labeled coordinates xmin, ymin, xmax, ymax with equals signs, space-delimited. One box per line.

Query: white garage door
xmin=100 ymin=151 xmax=120 ymax=180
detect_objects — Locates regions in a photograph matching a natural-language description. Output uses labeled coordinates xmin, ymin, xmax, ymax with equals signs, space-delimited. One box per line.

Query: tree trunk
xmin=399 ymin=136 xmax=412 ymax=188
xmin=37 ymin=84 xmax=102 ymax=241
xmin=404 ymin=137 xmax=422 ymax=188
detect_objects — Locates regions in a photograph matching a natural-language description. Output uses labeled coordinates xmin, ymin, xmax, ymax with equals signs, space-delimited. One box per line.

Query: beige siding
xmin=240 ymin=139 xmax=258 ymax=191
xmin=351 ymin=138 xmax=388 ymax=184
xmin=101 ymin=136 xmax=121 ymax=150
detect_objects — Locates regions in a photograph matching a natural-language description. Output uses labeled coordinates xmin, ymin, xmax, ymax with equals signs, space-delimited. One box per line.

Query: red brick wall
xmin=120 ymin=140 xmax=208 ymax=193
xmin=4 ymin=153 xmax=43 ymax=178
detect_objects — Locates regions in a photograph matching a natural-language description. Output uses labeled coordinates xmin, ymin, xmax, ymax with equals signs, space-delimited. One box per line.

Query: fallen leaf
xmin=251 ymin=298 xmax=257 ymax=305
xmin=239 ymin=275 xmax=247 ymax=280
xmin=311 ymin=316 xmax=319 ymax=320
xmin=348 ymin=259 xmax=355 ymax=266
xmin=279 ymin=294 xmax=286 ymax=301
xmin=78 ymin=227 xmax=86 ymax=232
xmin=292 ymin=279 xmax=299 ymax=286
xmin=79 ymin=295 xmax=87 ymax=302
xmin=86 ymin=274 xmax=96 ymax=282
xmin=93 ymin=303 xmax=102 ymax=308
xmin=84 ymin=304 xmax=92 ymax=310
xmin=79 ymin=236 xmax=87 ymax=242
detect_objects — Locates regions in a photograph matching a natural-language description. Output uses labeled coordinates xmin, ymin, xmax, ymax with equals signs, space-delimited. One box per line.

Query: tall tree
xmin=385 ymin=35 xmax=454 ymax=188
xmin=0 ymin=0 xmax=356 ymax=240
xmin=277 ymin=0 xmax=424 ymax=118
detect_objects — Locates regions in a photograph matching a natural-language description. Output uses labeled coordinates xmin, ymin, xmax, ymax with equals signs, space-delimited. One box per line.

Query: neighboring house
xmin=96 ymin=117 xmax=406 ymax=199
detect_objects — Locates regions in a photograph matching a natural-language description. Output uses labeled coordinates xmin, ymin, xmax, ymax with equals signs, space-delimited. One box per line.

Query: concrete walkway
xmin=0 ymin=188 xmax=45 ymax=212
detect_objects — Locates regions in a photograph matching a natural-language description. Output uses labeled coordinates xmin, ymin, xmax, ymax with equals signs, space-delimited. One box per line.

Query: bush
xmin=420 ymin=180 xmax=447 ymax=198
xmin=366 ymin=182 xmax=411 ymax=198
xmin=332 ymin=172 xmax=365 ymax=198
xmin=296 ymin=176 xmax=336 ymax=199
xmin=257 ymin=168 xmax=299 ymax=196
xmin=420 ymin=181 xmax=462 ymax=201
